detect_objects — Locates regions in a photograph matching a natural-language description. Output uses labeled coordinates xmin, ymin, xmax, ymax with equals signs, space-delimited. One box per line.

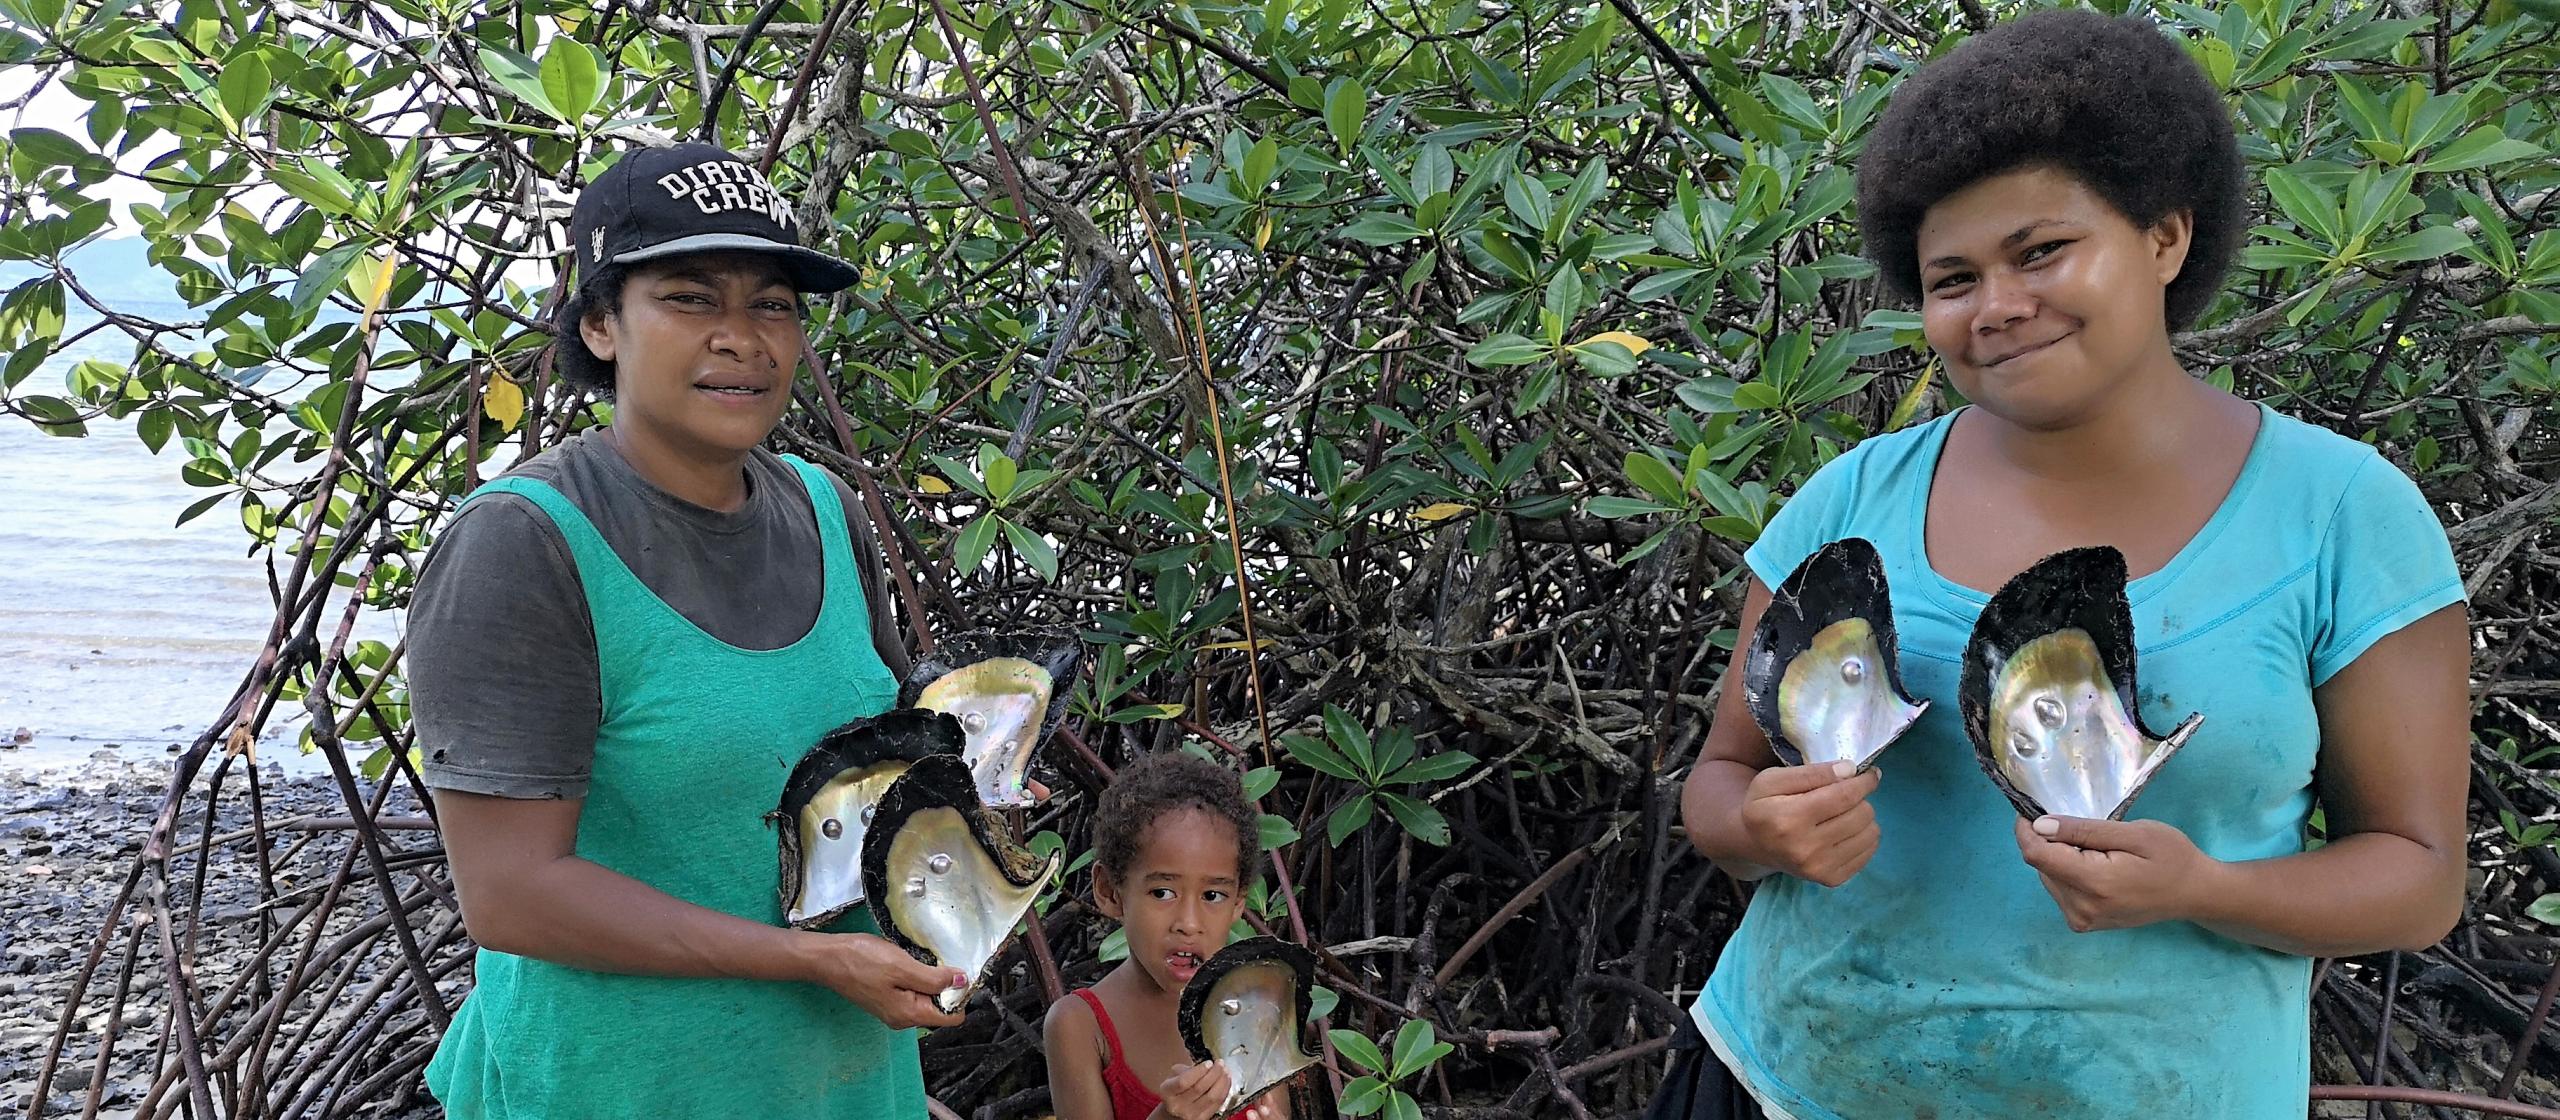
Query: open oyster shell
xmin=902 ymin=631 xmax=1084 ymax=809
xmin=1178 ymin=937 xmax=1322 ymax=1114
xmin=769 ymin=709 xmax=963 ymax=928
xmin=1742 ymin=537 xmax=1929 ymax=771
xmin=1960 ymin=547 xmax=2203 ymax=822
xmin=862 ymin=752 xmax=1061 ymax=1012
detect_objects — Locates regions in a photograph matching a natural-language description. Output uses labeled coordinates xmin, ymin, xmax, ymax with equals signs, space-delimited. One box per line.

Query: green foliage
xmin=1331 ymin=1019 xmax=1456 ymax=1118
xmin=1285 ymin=705 xmax=1477 ymax=846
xmin=3 ymin=0 xmax=2555 ymax=1108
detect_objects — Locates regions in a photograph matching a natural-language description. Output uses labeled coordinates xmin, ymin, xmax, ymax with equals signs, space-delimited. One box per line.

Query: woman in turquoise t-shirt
xmin=1671 ymin=11 xmax=2470 ymax=1117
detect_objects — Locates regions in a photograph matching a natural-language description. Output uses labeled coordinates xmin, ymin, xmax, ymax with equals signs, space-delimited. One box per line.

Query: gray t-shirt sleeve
xmin=832 ymin=474 xmax=914 ymax=681
xmin=409 ymin=495 xmax=602 ymax=800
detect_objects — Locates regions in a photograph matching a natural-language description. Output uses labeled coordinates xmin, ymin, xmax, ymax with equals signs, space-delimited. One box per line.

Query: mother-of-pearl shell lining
xmin=865 ymin=753 xmax=1063 ymax=1016
xmin=1775 ymin=616 xmax=1930 ymax=770
xmin=1986 ymin=629 xmax=2201 ymax=821
xmin=914 ymin=658 xmax=1053 ymax=808
xmin=786 ymin=760 xmax=911 ymax=923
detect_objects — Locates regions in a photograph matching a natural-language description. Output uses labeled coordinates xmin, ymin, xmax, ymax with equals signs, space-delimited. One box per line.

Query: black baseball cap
xmin=568 ymin=142 xmax=858 ymax=294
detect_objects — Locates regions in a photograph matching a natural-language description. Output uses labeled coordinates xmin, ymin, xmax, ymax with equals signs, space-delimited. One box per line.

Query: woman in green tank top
xmin=413 ymin=143 xmax=963 ymax=1119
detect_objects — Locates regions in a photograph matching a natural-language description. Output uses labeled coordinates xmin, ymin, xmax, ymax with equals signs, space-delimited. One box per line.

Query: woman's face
xmin=582 ymin=251 xmax=805 ymax=459
xmin=1915 ymin=166 xmax=2192 ymax=430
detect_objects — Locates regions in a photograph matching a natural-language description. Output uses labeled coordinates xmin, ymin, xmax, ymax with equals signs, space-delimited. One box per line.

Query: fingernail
xmin=2033 ymin=816 xmax=2060 ymax=836
xmin=1831 ymin=761 xmax=1854 ymax=779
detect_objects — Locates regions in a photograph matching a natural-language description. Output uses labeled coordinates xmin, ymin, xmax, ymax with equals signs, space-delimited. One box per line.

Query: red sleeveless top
xmin=1070 ymin=989 xmax=1258 ymax=1120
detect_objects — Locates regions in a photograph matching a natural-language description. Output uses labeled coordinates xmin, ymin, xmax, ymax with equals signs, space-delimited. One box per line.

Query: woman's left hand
xmin=2015 ymin=815 xmax=2221 ymax=932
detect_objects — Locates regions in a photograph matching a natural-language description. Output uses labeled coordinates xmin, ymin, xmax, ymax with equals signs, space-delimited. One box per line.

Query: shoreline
xmin=1 ymin=734 xmax=341 ymax=783
xmin=0 ymin=752 xmax=441 ymax=1119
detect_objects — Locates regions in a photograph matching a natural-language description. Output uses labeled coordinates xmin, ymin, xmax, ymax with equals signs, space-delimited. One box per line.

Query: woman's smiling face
xmin=1915 ymin=166 xmax=2193 ymax=430
xmin=581 ymin=251 xmax=805 ymax=459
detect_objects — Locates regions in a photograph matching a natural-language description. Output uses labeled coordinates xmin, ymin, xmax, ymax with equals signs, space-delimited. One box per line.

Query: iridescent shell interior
xmin=1178 ymin=937 xmax=1320 ymax=1113
xmin=915 ymin=657 xmax=1053 ymax=808
xmin=1744 ymin=538 xmax=1928 ymax=771
xmin=901 ymin=632 xmax=1084 ymax=810
xmin=1774 ymin=616 xmax=1928 ymax=770
xmin=1961 ymin=547 xmax=2203 ymax=822
xmin=787 ymin=759 xmax=911 ymax=925
xmin=771 ymin=709 xmax=961 ymax=929
xmin=1983 ymin=629 xmax=2199 ymax=821
xmin=863 ymin=753 xmax=1060 ymax=1012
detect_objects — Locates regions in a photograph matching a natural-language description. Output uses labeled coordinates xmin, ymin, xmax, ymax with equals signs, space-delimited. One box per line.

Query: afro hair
xmin=1854 ymin=9 xmax=2247 ymax=330
xmin=1092 ymin=751 xmax=1261 ymax=891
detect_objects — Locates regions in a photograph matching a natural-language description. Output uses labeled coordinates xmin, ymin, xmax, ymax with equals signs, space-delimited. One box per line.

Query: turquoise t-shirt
xmin=1690 ymin=402 xmax=2464 ymax=1118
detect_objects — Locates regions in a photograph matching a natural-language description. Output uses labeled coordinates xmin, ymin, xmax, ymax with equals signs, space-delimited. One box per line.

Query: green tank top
xmin=425 ymin=455 xmax=922 ymax=1119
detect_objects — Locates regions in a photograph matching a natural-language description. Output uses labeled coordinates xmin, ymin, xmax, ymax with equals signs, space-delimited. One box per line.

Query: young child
xmin=1045 ymin=752 xmax=1291 ymax=1120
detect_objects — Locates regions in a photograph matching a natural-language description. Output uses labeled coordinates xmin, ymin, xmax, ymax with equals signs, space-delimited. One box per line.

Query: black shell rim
xmin=897 ymin=628 xmax=1086 ymax=753
xmin=1956 ymin=546 xmax=2201 ymax=821
xmin=774 ymin=709 xmax=967 ymax=822
xmin=769 ymin=709 xmax=967 ymax=929
xmin=1741 ymin=537 xmax=1924 ymax=768
xmin=859 ymin=750 xmax=1060 ymax=967
xmin=1176 ymin=935 xmax=1320 ymax=1096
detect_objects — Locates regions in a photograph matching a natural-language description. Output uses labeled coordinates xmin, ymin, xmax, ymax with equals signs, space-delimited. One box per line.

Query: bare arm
xmin=2021 ymin=605 xmax=2471 ymax=956
xmin=2189 ymin=604 xmax=2471 ymax=955
xmin=1681 ymin=579 xmax=1785 ymax=880
xmin=1678 ymin=576 xmax=1884 ymax=886
xmin=439 ymin=789 xmax=966 ymax=1029
xmin=1043 ymin=996 xmax=1118 ymax=1120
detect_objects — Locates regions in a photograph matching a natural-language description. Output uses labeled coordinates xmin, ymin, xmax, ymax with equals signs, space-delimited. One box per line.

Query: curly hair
xmin=1854 ymin=9 xmax=2247 ymax=330
xmin=1093 ymin=751 xmax=1260 ymax=889
xmin=551 ymin=262 xmax=630 ymax=399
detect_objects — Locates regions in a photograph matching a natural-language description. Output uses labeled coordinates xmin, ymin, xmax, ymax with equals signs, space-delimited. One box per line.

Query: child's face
xmin=1097 ymin=808 xmax=1248 ymax=994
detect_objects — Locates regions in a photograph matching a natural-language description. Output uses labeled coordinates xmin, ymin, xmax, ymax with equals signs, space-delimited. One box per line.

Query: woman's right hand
xmin=1154 ymin=1060 xmax=1236 ymax=1120
xmin=799 ymin=932 xmax=969 ymax=1030
xmin=1737 ymin=761 xmax=1884 ymax=887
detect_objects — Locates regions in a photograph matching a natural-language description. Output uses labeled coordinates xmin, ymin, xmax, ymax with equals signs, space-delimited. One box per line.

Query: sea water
xmin=1 ymin=287 xmax=386 ymax=776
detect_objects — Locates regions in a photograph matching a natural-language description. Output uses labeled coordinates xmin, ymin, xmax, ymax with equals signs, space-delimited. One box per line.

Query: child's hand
xmin=1243 ymin=1083 xmax=1292 ymax=1120
xmin=2015 ymin=815 xmax=2218 ymax=932
xmin=1738 ymin=760 xmax=1883 ymax=888
xmin=1155 ymin=1059 xmax=1235 ymax=1120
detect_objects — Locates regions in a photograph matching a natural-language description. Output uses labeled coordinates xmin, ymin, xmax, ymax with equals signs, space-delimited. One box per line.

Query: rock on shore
xmin=0 ymin=751 xmax=450 ymax=1119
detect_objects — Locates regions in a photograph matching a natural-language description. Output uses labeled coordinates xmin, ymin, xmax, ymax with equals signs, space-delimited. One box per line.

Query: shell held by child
xmin=1177 ymin=936 xmax=1323 ymax=1114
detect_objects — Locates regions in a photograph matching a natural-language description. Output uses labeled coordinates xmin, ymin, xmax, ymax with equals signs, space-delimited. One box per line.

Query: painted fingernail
xmin=2033 ymin=816 xmax=2060 ymax=836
